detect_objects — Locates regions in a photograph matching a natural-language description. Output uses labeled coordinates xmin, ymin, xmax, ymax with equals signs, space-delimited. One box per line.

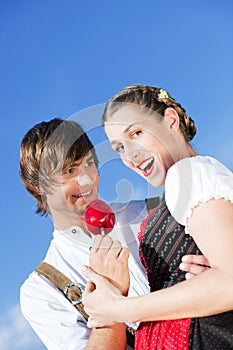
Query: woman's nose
xmin=77 ymin=173 xmax=93 ymax=186
xmin=125 ymin=142 xmax=140 ymax=161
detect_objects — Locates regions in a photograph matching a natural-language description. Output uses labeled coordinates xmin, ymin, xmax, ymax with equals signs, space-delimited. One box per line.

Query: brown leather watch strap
xmin=35 ymin=261 xmax=88 ymax=320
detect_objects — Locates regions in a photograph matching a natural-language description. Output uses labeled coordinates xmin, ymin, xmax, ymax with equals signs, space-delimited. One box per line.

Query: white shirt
xmin=165 ymin=156 xmax=233 ymax=233
xmin=20 ymin=200 xmax=150 ymax=350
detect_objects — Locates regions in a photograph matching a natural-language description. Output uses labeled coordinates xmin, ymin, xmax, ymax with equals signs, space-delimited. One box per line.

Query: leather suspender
xmin=35 ymin=261 xmax=135 ymax=347
xmin=35 ymin=261 xmax=88 ymax=320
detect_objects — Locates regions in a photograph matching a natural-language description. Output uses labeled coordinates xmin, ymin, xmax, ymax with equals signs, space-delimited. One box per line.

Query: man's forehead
xmin=67 ymin=151 xmax=94 ymax=165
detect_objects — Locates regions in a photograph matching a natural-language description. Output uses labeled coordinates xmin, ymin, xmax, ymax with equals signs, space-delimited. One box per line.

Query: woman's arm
xmin=82 ymin=199 xmax=233 ymax=327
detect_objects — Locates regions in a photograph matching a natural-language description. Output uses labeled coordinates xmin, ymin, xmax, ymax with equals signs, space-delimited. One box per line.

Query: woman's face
xmin=104 ymin=105 xmax=183 ymax=187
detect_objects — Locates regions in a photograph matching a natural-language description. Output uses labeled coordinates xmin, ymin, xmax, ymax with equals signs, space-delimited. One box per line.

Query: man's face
xmin=45 ymin=152 xmax=99 ymax=225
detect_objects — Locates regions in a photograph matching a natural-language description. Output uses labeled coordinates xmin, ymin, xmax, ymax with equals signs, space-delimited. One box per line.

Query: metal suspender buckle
xmin=63 ymin=282 xmax=84 ymax=305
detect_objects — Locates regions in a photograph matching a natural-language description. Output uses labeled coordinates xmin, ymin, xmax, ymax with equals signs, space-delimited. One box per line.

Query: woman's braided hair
xmin=102 ymin=84 xmax=196 ymax=142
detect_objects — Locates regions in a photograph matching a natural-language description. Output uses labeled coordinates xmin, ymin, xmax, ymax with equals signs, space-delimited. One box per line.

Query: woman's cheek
xmin=122 ymin=157 xmax=133 ymax=169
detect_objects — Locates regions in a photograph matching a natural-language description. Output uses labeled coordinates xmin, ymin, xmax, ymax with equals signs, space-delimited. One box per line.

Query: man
xmin=20 ymin=118 xmax=209 ymax=349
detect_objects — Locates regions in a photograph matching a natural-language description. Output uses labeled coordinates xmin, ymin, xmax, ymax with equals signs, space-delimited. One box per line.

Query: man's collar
xmin=53 ymin=226 xmax=93 ymax=247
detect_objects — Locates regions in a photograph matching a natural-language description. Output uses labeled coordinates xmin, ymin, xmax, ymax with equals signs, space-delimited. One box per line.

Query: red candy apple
xmin=85 ymin=199 xmax=115 ymax=235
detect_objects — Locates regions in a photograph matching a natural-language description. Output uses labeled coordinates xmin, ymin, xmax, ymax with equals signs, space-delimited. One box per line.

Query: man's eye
xmin=86 ymin=159 xmax=94 ymax=167
xmin=64 ymin=168 xmax=75 ymax=175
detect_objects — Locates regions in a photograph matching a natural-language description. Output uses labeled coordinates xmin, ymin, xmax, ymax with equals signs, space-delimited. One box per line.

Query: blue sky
xmin=1 ymin=1 xmax=232 ymax=348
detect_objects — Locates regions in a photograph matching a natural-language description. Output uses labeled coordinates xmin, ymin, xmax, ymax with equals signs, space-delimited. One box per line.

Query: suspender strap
xmin=36 ymin=261 xmax=136 ymax=346
xmin=35 ymin=262 xmax=88 ymax=320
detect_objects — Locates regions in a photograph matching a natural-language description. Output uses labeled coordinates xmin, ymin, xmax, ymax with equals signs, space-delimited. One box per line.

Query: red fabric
xmin=135 ymin=318 xmax=191 ymax=350
xmin=138 ymin=209 xmax=156 ymax=243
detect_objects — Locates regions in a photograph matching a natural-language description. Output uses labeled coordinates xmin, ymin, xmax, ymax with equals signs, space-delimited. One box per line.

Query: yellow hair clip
xmin=157 ymin=89 xmax=171 ymax=100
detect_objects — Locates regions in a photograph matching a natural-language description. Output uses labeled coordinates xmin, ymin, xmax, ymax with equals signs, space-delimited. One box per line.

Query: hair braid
xmin=161 ymin=98 xmax=196 ymax=142
xmin=102 ymin=84 xmax=196 ymax=142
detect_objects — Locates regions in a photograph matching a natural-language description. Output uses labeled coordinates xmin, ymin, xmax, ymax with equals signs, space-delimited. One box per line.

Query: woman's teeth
xmin=139 ymin=158 xmax=154 ymax=174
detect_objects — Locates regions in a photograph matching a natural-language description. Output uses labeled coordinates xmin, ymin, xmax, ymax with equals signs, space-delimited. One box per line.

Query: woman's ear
xmin=164 ymin=107 xmax=180 ymax=131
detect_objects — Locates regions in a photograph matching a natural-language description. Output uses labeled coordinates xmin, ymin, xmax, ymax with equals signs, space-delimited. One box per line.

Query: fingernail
xmin=181 ymin=256 xmax=188 ymax=262
xmin=179 ymin=263 xmax=185 ymax=270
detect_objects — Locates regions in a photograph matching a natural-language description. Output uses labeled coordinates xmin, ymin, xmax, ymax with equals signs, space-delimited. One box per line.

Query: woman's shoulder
xmin=185 ymin=155 xmax=231 ymax=169
xmin=172 ymin=154 xmax=230 ymax=168
xmin=165 ymin=155 xmax=233 ymax=229
xmin=166 ymin=155 xmax=232 ymax=185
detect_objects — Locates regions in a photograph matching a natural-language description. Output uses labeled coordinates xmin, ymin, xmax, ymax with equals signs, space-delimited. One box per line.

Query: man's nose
xmin=77 ymin=173 xmax=93 ymax=186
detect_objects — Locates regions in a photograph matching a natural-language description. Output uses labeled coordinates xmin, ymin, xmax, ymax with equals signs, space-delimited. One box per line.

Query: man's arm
xmin=21 ymin=271 xmax=127 ymax=350
xmin=85 ymin=278 xmax=126 ymax=350
xmin=21 ymin=273 xmax=122 ymax=350
xmin=86 ymin=324 xmax=126 ymax=350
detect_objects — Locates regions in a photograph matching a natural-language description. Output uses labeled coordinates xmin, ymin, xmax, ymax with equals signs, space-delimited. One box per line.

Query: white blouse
xmin=165 ymin=156 xmax=233 ymax=233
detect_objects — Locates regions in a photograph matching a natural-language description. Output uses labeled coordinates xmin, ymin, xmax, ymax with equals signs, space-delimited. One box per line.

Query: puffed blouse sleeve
xmin=165 ymin=156 xmax=233 ymax=234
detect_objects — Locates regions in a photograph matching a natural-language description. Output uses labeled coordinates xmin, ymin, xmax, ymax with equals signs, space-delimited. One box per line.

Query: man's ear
xmin=164 ymin=107 xmax=180 ymax=131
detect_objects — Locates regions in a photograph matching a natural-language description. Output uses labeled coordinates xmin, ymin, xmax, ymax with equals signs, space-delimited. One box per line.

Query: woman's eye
xmin=132 ymin=130 xmax=142 ymax=138
xmin=116 ymin=144 xmax=124 ymax=153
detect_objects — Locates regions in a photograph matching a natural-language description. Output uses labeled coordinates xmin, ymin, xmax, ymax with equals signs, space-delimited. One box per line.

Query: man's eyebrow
xmin=86 ymin=154 xmax=94 ymax=161
xmin=72 ymin=153 xmax=94 ymax=166
xmin=68 ymin=158 xmax=83 ymax=167
xmin=63 ymin=161 xmax=80 ymax=169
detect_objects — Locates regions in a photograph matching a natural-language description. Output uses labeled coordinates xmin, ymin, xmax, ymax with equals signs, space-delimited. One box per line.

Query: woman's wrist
xmin=114 ymin=296 xmax=141 ymax=323
xmin=110 ymin=295 xmax=127 ymax=323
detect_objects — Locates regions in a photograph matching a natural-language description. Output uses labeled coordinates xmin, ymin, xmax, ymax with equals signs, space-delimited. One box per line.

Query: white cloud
xmin=0 ymin=304 xmax=45 ymax=350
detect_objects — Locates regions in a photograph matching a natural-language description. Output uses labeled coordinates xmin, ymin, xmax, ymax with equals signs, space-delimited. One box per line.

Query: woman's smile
xmin=136 ymin=157 xmax=155 ymax=177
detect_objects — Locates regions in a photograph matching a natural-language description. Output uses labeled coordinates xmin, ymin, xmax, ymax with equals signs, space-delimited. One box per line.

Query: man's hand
xmin=89 ymin=235 xmax=130 ymax=296
xmin=180 ymin=254 xmax=210 ymax=279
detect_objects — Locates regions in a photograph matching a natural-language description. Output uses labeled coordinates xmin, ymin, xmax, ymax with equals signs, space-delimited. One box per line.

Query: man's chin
xmin=73 ymin=207 xmax=85 ymax=217
xmin=73 ymin=194 xmax=98 ymax=217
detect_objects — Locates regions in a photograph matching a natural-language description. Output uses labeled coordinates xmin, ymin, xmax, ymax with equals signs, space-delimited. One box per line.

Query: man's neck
xmin=52 ymin=214 xmax=90 ymax=235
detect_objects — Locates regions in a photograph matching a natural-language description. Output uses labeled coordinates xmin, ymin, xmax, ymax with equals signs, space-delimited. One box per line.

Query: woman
xmin=83 ymin=85 xmax=233 ymax=349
